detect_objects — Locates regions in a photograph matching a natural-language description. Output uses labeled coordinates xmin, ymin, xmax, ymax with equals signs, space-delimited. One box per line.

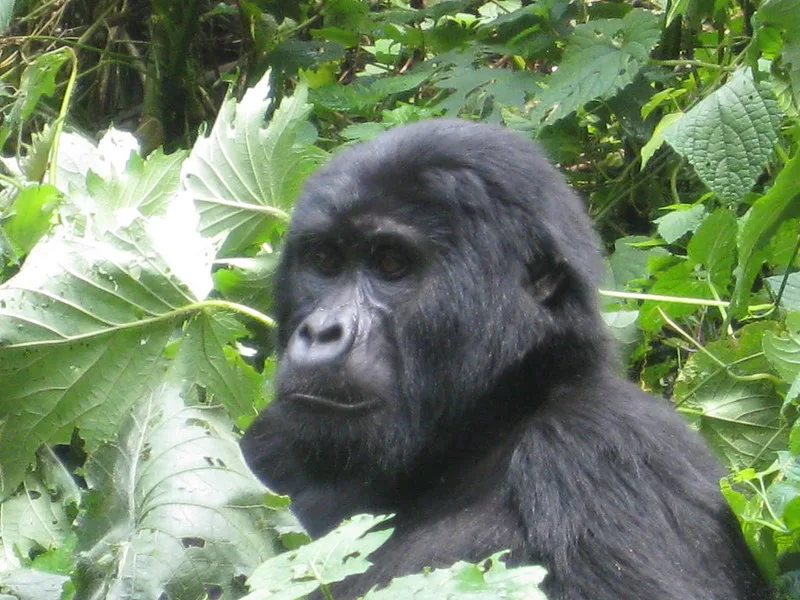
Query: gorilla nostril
xmin=318 ymin=323 xmax=343 ymax=344
xmin=298 ymin=323 xmax=313 ymax=342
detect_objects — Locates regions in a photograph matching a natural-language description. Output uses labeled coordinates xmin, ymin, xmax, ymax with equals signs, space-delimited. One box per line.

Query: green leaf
xmin=639 ymin=261 xmax=712 ymax=331
xmin=182 ymin=71 xmax=327 ymax=256
xmin=663 ymin=69 xmax=784 ymax=203
xmin=0 ymin=448 xmax=80 ymax=571
xmin=73 ymin=382 xmax=293 ymax=600
xmin=434 ymin=67 xmax=540 ymax=120
xmin=766 ymin=273 xmax=800 ymax=310
xmin=363 ymin=551 xmax=548 ymax=599
xmin=687 ymin=208 xmax=737 ymax=290
xmin=756 ymin=0 xmax=800 ymax=42
xmin=640 ymin=112 xmax=683 ymax=170
xmin=50 ymin=129 xmax=140 ymax=198
xmin=732 ymin=150 xmax=800 ymax=314
xmin=529 ymin=9 xmax=660 ymax=126
xmin=177 ymin=312 xmax=266 ymax=421
xmin=83 ymin=148 xmax=187 ymax=223
xmin=0 ymin=49 xmax=70 ymax=149
xmin=674 ymin=322 xmax=784 ymax=470
xmin=607 ymin=235 xmax=668 ymax=290
xmin=763 ymin=313 xmax=800 ymax=403
xmin=0 ymin=213 xmax=212 ymax=497
xmin=1 ymin=184 xmax=60 ymax=257
xmin=0 ymin=569 xmax=69 ymax=600
xmin=244 ymin=514 xmax=393 ymax=600
xmin=654 ymin=203 xmax=707 ymax=244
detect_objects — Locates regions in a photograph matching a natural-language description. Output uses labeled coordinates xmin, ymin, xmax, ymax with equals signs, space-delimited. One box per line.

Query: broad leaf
xmin=0 ymin=209 xmax=212 ymax=497
xmin=763 ymin=313 xmax=800 ymax=404
xmin=663 ymin=69 xmax=783 ymax=203
xmin=1 ymin=183 xmax=60 ymax=258
xmin=182 ymin=71 xmax=327 ymax=256
xmin=364 ymin=552 xmax=547 ymax=600
xmin=0 ymin=569 xmax=69 ymax=600
xmin=244 ymin=514 xmax=393 ymax=600
xmin=0 ymin=448 xmax=79 ymax=571
xmin=529 ymin=9 xmax=660 ymax=126
xmin=177 ymin=312 xmax=266 ymax=423
xmin=766 ymin=273 xmax=800 ymax=310
xmin=674 ymin=322 xmax=785 ymax=469
xmin=73 ymin=382 xmax=293 ymax=600
xmin=83 ymin=148 xmax=187 ymax=224
xmin=654 ymin=203 xmax=706 ymax=244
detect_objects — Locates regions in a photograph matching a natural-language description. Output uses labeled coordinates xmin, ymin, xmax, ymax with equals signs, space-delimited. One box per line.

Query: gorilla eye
xmin=372 ymin=245 xmax=411 ymax=280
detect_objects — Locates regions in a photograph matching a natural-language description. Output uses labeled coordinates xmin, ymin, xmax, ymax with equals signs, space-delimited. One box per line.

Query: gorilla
xmin=240 ymin=119 xmax=768 ymax=600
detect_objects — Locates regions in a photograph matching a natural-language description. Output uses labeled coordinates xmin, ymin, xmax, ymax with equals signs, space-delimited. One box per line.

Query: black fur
xmin=241 ymin=119 xmax=768 ymax=600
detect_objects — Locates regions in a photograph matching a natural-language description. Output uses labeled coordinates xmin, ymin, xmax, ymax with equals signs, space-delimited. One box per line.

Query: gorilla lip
xmin=288 ymin=393 xmax=378 ymax=412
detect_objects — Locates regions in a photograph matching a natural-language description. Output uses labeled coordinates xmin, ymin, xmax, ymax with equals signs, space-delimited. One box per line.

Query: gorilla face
xmin=260 ymin=119 xmax=607 ymax=482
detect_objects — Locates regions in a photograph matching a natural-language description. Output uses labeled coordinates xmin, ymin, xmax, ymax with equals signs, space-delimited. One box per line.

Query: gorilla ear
xmin=524 ymin=259 xmax=567 ymax=304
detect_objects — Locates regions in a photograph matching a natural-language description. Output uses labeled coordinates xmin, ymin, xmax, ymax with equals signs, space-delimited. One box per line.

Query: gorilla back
xmin=240 ymin=119 xmax=768 ymax=600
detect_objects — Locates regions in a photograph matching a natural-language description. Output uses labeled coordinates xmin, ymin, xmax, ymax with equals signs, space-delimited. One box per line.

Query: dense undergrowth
xmin=0 ymin=0 xmax=799 ymax=598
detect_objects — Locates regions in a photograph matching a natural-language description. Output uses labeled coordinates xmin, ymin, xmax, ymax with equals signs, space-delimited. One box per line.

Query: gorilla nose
xmin=287 ymin=310 xmax=357 ymax=366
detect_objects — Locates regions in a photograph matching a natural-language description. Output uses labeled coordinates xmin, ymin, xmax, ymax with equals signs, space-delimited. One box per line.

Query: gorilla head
xmin=240 ymin=119 xmax=767 ymax=600
xmin=253 ymin=120 xmax=606 ymax=481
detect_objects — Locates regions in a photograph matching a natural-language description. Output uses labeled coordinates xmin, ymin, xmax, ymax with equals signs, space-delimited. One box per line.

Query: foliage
xmin=0 ymin=0 xmax=799 ymax=598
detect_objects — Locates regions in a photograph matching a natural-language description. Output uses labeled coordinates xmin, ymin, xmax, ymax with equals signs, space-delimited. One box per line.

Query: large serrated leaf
xmin=84 ymin=149 xmax=187 ymax=222
xmin=74 ymin=382 xmax=293 ymax=600
xmin=0 ymin=448 xmax=80 ymax=571
xmin=663 ymin=69 xmax=783 ymax=203
xmin=177 ymin=312 xmax=266 ymax=422
xmin=182 ymin=72 xmax=327 ymax=256
xmin=363 ymin=552 xmax=547 ymax=600
xmin=0 ymin=213 xmax=212 ymax=497
xmin=529 ymin=9 xmax=660 ymax=126
xmin=674 ymin=322 xmax=784 ymax=469
xmin=244 ymin=514 xmax=392 ymax=600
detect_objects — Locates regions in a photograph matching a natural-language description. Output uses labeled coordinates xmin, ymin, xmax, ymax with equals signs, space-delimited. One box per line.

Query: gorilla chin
xmin=240 ymin=118 xmax=770 ymax=600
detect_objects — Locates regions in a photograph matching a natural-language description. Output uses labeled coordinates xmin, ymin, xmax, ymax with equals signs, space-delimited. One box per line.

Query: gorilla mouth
xmin=288 ymin=393 xmax=378 ymax=412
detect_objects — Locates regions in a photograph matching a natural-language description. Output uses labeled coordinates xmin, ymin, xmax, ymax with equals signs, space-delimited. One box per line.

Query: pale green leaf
xmin=766 ymin=273 xmax=800 ymax=310
xmin=244 ymin=514 xmax=393 ymax=600
xmin=663 ymin=69 xmax=783 ymax=203
xmin=364 ymin=551 xmax=548 ymax=599
xmin=182 ymin=71 xmax=326 ymax=256
xmin=74 ymin=382 xmax=292 ymax=600
xmin=674 ymin=322 xmax=784 ymax=469
xmin=654 ymin=203 xmax=706 ymax=244
xmin=0 ymin=448 xmax=79 ymax=571
xmin=530 ymin=9 xmax=660 ymax=126
xmin=0 ymin=218 xmax=208 ymax=497
xmin=0 ymin=570 xmax=68 ymax=600
xmin=763 ymin=313 xmax=800 ymax=403
xmin=0 ymin=0 xmax=14 ymax=33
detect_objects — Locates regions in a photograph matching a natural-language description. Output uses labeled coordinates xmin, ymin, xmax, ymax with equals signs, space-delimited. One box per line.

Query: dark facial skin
xmin=240 ymin=119 xmax=769 ymax=600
